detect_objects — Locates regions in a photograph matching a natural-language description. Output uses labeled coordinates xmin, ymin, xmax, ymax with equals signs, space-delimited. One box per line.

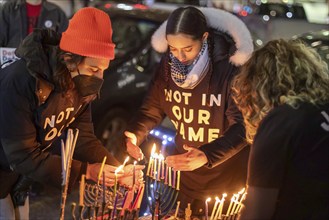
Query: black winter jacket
xmin=0 ymin=29 xmax=119 ymax=198
xmin=0 ymin=0 xmax=68 ymax=47
xmin=127 ymin=8 xmax=254 ymax=211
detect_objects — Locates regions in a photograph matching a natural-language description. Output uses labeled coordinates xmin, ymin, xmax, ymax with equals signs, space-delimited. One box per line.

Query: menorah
xmin=145 ymin=145 xmax=181 ymax=219
xmin=70 ymin=177 xmax=145 ymax=220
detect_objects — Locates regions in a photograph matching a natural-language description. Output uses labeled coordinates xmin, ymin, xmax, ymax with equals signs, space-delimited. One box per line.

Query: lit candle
xmin=133 ymin=161 xmax=137 ymax=187
xmin=122 ymin=156 xmax=130 ymax=168
xmin=233 ymin=188 xmax=245 ymax=214
xmin=210 ymin=197 xmax=219 ymax=220
xmin=153 ymin=153 xmax=158 ymax=179
xmin=79 ymin=174 xmax=85 ymax=206
xmin=205 ymin=197 xmax=211 ymax=220
xmin=176 ymin=170 xmax=181 ymax=190
xmin=230 ymin=194 xmax=239 ymax=215
xmin=174 ymin=201 xmax=180 ymax=219
xmin=236 ymin=192 xmax=247 ymax=213
xmin=146 ymin=144 xmax=156 ymax=176
xmin=114 ymin=165 xmax=123 ymax=197
xmin=168 ymin=167 xmax=172 ymax=187
xmin=216 ymin=193 xmax=227 ymax=219
xmin=225 ymin=196 xmax=235 ymax=217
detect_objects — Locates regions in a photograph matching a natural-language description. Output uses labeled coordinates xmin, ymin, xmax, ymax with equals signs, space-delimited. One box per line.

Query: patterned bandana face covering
xmin=170 ymin=41 xmax=210 ymax=89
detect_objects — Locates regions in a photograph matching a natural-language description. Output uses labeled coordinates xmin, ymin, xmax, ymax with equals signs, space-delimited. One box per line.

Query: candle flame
xmin=206 ymin=197 xmax=211 ymax=202
xmin=134 ymin=161 xmax=137 ymax=165
xmin=238 ymin=188 xmax=245 ymax=194
xmin=159 ymin=153 xmax=164 ymax=160
xmin=122 ymin=156 xmax=129 ymax=167
xmin=151 ymin=144 xmax=156 ymax=155
xmin=215 ymin=197 xmax=220 ymax=202
xmin=115 ymin=165 xmax=123 ymax=174
xmin=223 ymin=193 xmax=227 ymax=197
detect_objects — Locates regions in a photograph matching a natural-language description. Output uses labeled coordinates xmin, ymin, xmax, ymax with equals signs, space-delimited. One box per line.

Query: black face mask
xmin=72 ymin=74 xmax=104 ymax=97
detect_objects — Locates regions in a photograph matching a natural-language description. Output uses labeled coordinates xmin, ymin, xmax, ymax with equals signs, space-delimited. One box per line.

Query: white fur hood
xmin=151 ymin=7 xmax=254 ymax=66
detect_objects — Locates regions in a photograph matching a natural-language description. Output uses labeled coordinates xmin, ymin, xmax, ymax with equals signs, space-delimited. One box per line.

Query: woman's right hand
xmin=86 ymin=163 xmax=124 ymax=187
xmin=124 ymin=131 xmax=144 ymax=161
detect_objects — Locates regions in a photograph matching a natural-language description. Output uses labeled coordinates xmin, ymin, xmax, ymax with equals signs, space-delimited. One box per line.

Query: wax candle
xmin=146 ymin=157 xmax=153 ymax=176
xmin=160 ymin=154 xmax=165 ymax=179
xmin=168 ymin=167 xmax=172 ymax=187
xmin=210 ymin=197 xmax=219 ymax=220
xmin=122 ymin=156 xmax=129 ymax=168
xmin=164 ymin=165 xmax=169 ymax=184
xmin=217 ymin=193 xmax=227 ymax=219
xmin=114 ymin=172 xmax=117 ymax=197
xmin=102 ymin=171 xmax=106 ymax=204
xmin=79 ymin=174 xmax=85 ymax=206
xmin=172 ymin=169 xmax=176 ymax=188
xmin=133 ymin=161 xmax=137 ymax=187
xmin=236 ymin=192 xmax=247 ymax=213
xmin=205 ymin=197 xmax=211 ymax=220
xmin=146 ymin=144 xmax=156 ymax=176
xmin=174 ymin=201 xmax=180 ymax=219
xmin=98 ymin=156 xmax=107 ymax=185
xmin=176 ymin=170 xmax=181 ymax=190
xmin=157 ymin=154 xmax=161 ymax=181
xmin=111 ymin=193 xmax=118 ymax=219
xmin=153 ymin=153 xmax=158 ymax=179
xmin=135 ymin=184 xmax=145 ymax=209
xmin=232 ymin=188 xmax=245 ymax=214
xmin=230 ymin=194 xmax=239 ymax=215
xmin=225 ymin=196 xmax=235 ymax=217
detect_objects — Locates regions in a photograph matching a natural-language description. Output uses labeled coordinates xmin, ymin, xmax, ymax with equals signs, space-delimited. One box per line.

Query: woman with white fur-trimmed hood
xmin=125 ymin=6 xmax=253 ymax=215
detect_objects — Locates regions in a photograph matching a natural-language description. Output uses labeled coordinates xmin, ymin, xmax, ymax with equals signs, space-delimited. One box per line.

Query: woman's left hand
xmin=165 ymin=145 xmax=208 ymax=171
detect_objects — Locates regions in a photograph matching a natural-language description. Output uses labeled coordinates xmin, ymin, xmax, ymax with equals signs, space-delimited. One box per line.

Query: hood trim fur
xmin=151 ymin=7 xmax=254 ymax=66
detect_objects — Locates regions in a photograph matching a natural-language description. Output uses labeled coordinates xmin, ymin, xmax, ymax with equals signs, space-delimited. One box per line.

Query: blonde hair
xmin=232 ymin=39 xmax=329 ymax=143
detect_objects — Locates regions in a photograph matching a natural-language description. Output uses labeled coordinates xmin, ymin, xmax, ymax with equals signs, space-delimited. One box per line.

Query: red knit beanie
xmin=60 ymin=7 xmax=115 ymax=60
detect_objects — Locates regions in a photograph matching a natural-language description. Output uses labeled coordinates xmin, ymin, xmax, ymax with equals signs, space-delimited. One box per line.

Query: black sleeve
xmin=126 ymin=58 xmax=167 ymax=145
xmin=0 ymin=2 xmax=9 ymax=47
xmin=247 ymin=108 xmax=292 ymax=188
xmin=69 ymin=104 xmax=121 ymax=166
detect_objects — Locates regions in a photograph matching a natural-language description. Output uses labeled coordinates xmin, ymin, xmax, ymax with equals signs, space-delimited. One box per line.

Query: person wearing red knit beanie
xmin=0 ymin=7 xmax=145 ymax=220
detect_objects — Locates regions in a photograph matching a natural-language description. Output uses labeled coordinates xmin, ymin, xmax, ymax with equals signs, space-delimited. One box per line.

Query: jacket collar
xmin=151 ymin=7 xmax=254 ymax=66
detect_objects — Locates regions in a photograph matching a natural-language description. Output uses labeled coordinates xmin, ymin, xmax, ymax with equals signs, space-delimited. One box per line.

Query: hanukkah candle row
xmin=205 ymin=188 xmax=246 ymax=220
xmin=146 ymin=144 xmax=181 ymax=190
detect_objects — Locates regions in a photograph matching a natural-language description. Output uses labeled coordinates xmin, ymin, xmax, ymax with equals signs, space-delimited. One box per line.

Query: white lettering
xmin=164 ymin=89 xmax=172 ymax=102
xmin=321 ymin=111 xmax=329 ymax=131
xmin=198 ymin=110 xmax=210 ymax=125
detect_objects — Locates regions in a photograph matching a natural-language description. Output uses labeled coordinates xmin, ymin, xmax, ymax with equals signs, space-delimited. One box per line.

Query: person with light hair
xmin=232 ymin=39 xmax=329 ymax=219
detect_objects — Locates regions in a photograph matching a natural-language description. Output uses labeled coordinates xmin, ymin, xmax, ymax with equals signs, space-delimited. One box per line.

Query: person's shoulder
xmin=1 ymin=59 xmax=34 ymax=90
xmin=1 ymin=0 xmax=20 ymax=10
xmin=42 ymin=0 xmax=66 ymax=13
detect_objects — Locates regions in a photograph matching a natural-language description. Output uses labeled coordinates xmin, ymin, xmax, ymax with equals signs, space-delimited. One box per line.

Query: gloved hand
xmin=10 ymin=175 xmax=34 ymax=207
